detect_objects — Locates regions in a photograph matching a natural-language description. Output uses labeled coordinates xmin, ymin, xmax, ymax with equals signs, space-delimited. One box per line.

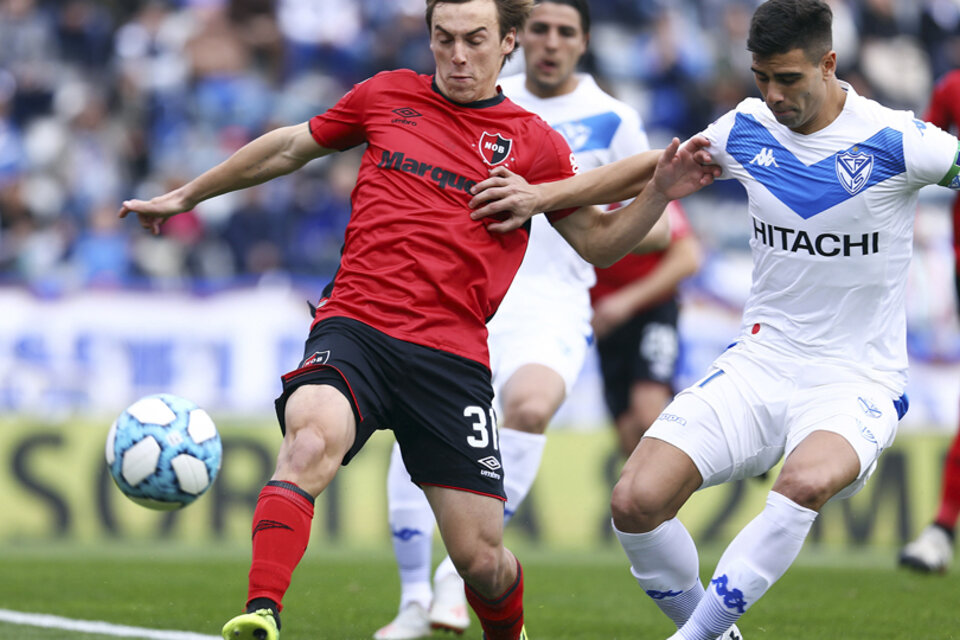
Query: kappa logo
xmin=304 ymin=350 xmax=330 ymax=366
xmin=858 ymin=396 xmax=883 ymax=418
xmin=478 ymin=131 xmax=512 ymax=166
xmin=711 ymin=575 xmax=747 ymax=614
xmin=836 ymin=147 xmax=874 ymax=195
xmin=750 ymin=147 xmax=779 ymax=167
xmin=391 ymin=527 xmax=425 ymax=542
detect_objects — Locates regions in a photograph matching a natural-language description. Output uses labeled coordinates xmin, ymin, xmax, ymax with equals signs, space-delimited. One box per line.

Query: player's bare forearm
xmin=468 ymin=150 xmax=660 ymax=230
xmin=553 ymin=137 xmax=718 ymax=267
xmin=630 ymin=210 xmax=670 ymax=254
xmin=120 ymin=123 xmax=330 ymax=234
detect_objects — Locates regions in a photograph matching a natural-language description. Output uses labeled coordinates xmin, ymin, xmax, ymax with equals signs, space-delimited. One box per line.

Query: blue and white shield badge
xmin=835 ymin=148 xmax=874 ymax=195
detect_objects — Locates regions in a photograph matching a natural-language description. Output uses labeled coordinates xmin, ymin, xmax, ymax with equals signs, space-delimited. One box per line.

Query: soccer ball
xmin=105 ymin=393 xmax=222 ymax=510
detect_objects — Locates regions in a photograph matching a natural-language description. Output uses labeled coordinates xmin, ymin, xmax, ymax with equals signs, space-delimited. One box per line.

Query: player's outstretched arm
xmin=552 ymin=137 xmax=717 ymax=267
xmin=468 ymin=149 xmax=661 ymax=232
xmin=119 ymin=123 xmax=334 ymax=234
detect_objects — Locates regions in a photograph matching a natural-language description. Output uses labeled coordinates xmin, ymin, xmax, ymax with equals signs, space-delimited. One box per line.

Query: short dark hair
xmin=533 ymin=0 xmax=591 ymax=34
xmin=425 ymin=0 xmax=534 ymax=44
xmin=747 ymin=0 xmax=832 ymax=62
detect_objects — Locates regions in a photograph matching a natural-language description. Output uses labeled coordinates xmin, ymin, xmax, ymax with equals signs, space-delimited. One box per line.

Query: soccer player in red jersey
xmin=119 ymin=1 xmax=718 ymax=638
xmin=898 ymin=68 xmax=960 ymax=574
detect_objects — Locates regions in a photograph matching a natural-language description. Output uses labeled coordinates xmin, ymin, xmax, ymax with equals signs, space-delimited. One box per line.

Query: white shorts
xmin=487 ymin=304 xmax=592 ymax=400
xmin=644 ymin=341 xmax=900 ymax=500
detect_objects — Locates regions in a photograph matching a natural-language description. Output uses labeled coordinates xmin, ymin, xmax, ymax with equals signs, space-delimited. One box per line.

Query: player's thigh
xmin=393 ymin=348 xmax=505 ymax=500
xmin=784 ymin=382 xmax=899 ymax=501
xmin=644 ymin=366 xmax=784 ymax=488
xmin=423 ymin=483 xmax=505 ymax=565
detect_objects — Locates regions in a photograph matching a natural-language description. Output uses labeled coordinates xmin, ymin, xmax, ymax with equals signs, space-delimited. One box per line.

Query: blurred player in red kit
xmin=898 ymin=68 xmax=960 ymax=574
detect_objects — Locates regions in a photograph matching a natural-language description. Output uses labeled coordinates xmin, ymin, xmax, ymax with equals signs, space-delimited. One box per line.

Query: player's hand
xmin=118 ymin=191 xmax=192 ymax=235
xmin=591 ymin=293 xmax=635 ymax=339
xmin=468 ymin=166 xmax=541 ymax=233
xmin=651 ymin=136 xmax=720 ymax=201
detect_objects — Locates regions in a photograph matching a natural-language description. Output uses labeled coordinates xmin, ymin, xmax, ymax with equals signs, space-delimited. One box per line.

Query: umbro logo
xmin=750 ymin=147 xmax=779 ymax=167
xmin=478 ymin=456 xmax=501 ymax=471
xmin=252 ymin=519 xmax=293 ymax=539
xmin=392 ymin=107 xmax=421 ymax=126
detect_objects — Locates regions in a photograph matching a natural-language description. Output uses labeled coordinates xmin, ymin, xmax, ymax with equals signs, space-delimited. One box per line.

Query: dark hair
xmin=533 ymin=0 xmax=591 ymax=34
xmin=747 ymin=0 xmax=832 ymax=62
xmin=425 ymin=0 xmax=534 ymax=45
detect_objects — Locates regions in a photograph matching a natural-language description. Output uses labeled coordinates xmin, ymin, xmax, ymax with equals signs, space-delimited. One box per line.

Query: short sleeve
xmin=525 ymin=126 xmax=579 ymax=222
xmin=694 ymin=110 xmax=738 ymax=181
xmin=308 ymin=76 xmax=374 ymax=151
xmin=903 ymin=116 xmax=960 ymax=190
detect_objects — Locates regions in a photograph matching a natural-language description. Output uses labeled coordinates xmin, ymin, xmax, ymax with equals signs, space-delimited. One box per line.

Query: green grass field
xmin=1 ymin=541 xmax=957 ymax=640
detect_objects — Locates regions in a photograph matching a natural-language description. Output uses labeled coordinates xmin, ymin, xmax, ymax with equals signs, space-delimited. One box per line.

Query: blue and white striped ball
xmin=105 ymin=394 xmax=222 ymax=510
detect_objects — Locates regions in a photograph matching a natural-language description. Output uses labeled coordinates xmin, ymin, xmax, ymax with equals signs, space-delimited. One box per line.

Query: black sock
xmin=246 ymin=598 xmax=282 ymax=630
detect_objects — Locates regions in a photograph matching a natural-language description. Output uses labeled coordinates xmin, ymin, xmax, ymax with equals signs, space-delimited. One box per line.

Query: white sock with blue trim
xmin=679 ymin=490 xmax=817 ymax=639
xmin=386 ymin=442 xmax=435 ymax=610
xmin=613 ymin=518 xmax=704 ymax=629
xmin=499 ymin=428 xmax=547 ymax=523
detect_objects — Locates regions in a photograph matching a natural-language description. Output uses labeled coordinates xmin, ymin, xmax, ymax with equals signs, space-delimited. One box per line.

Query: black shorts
xmin=275 ymin=316 xmax=505 ymax=500
xmin=596 ymin=298 xmax=680 ymax=419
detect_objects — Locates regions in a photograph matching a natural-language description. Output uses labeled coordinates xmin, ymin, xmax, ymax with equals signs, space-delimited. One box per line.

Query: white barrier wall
xmin=1 ymin=283 xmax=957 ymax=430
xmin=0 ymin=285 xmax=313 ymax=416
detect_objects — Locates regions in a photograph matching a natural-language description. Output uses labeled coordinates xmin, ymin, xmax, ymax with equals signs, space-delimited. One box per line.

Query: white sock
xmin=613 ymin=518 xmax=704 ymax=629
xmin=386 ymin=442 xmax=435 ymax=609
xmin=499 ymin=428 xmax=547 ymax=523
xmin=680 ymin=491 xmax=818 ymax=640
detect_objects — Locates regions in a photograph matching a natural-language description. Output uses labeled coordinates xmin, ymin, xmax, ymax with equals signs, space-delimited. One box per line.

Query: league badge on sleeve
xmin=478 ymin=132 xmax=512 ymax=166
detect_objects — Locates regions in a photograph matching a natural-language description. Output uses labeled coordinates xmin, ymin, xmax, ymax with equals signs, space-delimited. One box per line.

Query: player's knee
xmin=452 ymin=545 xmax=503 ymax=594
xmin=610 ymin=475 xmax=669 ymax=532
xmin=771 ymin=471 xmax=835 ymax=511
xmin=502 ymin=397 xmax=552 ymax=434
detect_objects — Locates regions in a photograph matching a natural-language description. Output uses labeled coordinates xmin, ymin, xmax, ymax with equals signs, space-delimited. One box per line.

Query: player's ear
xmin=820 ymin=50 xmax=837 ymax=79
xmin=501 ymin=28 xmax=517 ymax=57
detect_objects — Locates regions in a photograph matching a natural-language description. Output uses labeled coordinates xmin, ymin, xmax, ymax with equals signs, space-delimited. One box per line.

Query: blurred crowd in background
xmin=2 ymin=0 xmax=960 ymax=295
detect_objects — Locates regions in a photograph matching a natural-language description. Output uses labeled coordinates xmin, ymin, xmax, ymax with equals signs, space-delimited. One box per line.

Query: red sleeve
xmin=667 ymin=201 xmax=693 ymax=241
xmin=924 ymin=71 xmax=960 ymax=130
xmin=308 ymin=76 xmax=374 ymax=151
xmin=524 ymin=126 xmax=578 ymax=223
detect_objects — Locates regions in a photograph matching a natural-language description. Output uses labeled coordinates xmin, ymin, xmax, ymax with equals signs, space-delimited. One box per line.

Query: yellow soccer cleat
xmin=222 ymin=609 xmax=279 ymax=640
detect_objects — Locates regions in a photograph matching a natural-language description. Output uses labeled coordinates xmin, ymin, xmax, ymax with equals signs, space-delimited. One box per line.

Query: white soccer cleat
xmin=719 ymin=624 xmax=743 ymax=640
xmin=373 ymin=602 xmax=431 ymax=640
xmin=899 ymin=524 xmax=954 ymax=573
xmin=429 ymin=571 xmax=470 ymax=634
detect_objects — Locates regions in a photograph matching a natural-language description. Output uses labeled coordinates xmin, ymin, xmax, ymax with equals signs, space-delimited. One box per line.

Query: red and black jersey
xmin=591 ymin=201 xmax=693 ymax=308
xmin=308 ymin=69 xmax=577 ymax=366
xmin=925 ymin=70 xmax=960 ymax=272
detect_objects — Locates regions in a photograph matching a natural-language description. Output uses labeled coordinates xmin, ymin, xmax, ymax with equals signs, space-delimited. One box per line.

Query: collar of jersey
xmin=431 ymin=76 xmax=506 ymax=109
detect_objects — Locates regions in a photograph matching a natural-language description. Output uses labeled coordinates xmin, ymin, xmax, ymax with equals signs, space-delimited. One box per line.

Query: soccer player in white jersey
xmin=467 ymin=0 xmax=960 ymax=638
xmin=373 ymin=2 xmax=659 ymax=638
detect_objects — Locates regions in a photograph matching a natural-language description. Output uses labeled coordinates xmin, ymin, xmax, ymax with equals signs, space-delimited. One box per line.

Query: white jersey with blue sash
xmin=494 ymin=73 xmax=650 ymax=323
xmin=701 ymin=82 xmax=960 ymax=394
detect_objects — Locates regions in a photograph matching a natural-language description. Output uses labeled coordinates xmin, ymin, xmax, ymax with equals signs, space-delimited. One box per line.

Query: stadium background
xmin=1 ymin=0 xmax=959 ymax=551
